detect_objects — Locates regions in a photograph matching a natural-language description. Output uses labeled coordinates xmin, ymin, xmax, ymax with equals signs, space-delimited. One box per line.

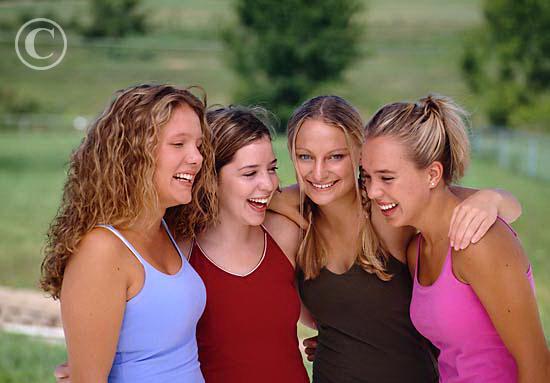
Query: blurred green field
xmin=1 ymin=0 xmax=484 ymax=122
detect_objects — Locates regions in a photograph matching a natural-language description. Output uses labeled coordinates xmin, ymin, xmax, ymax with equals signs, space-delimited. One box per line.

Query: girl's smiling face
xmin=361 ymin=135 xmax=433 ymax=227
xmin=294 ymin=118 xmax=358 ymax=207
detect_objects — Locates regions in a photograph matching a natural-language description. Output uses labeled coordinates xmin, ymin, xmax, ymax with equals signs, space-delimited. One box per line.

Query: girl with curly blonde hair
xmin=41 ymin=83 xmax=216 ymax=383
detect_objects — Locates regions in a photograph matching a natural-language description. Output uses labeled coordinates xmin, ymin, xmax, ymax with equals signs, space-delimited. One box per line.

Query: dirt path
xmin=0 ymin=286 xmax=63 ymax=339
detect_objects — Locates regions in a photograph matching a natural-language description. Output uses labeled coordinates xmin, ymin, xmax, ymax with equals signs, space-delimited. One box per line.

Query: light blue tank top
xmin=97 ymin=220 xmax=206 ymax=383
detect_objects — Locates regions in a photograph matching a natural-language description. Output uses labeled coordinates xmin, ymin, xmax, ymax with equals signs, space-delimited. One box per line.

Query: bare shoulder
xmin=454 ymin=219 xmax=528 ymax=281
xmin=263 ymin=211 xmax=301 ymax=265
xmin=64 ymin=227 xmax=131 ymax=282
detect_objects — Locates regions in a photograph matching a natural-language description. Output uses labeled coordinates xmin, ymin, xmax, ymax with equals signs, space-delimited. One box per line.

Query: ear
xmin=427 ymin=161 xmax=444 ymax=189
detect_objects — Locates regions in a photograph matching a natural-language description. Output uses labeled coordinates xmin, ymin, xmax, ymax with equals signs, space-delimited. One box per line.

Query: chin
xmin=304 ymin=190 xmax=334 ymax=205
xmin=174 ymin=194 xmax=192 ymax=206
xmin=244 ymin=214 xmax=265 ymax=227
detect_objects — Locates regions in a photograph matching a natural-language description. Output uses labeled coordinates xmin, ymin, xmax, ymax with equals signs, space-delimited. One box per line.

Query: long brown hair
xmin=287 ymin=95 xmax=390 ymax=281
xmin=202 ymin=105 xmax=274 ymax=224
xmin=41 ymin=84 xmax=217 ymax=299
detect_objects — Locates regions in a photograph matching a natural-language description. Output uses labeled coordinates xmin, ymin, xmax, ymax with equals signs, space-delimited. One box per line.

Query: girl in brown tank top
xmin=298 ymin=257 xmax=437 ymax=382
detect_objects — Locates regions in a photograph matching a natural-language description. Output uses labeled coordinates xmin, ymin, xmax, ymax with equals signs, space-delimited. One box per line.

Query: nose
xmin=187 ymin=145 xmax=203 ymax=166
xmin=258 ymin=171 xmax=277 ymax=193
xmin=313 ymin=159 xmax=328 ymax=181
xmin=365 ymin=178 xmax=382 ymax=200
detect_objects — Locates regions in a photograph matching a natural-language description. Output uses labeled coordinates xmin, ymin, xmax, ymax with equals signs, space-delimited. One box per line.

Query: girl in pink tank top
xmin=410 ymin=222 xmax=535 ymax=382
xmin=361 ymin=94 xmax=550 ymax=382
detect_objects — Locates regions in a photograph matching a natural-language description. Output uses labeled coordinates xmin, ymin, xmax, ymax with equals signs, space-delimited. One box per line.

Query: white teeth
xmin=311 ymin=181 xmax=335 ymax=190
xmin=174 ymin=172 xmax=193 ymax=181
xmin=248 ymin=197 xmax=269 ymax=204
xmin=379 ymin=203 xmax=398 ymax=211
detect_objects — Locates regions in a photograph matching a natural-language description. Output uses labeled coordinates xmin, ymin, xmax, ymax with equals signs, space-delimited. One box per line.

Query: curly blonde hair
xmin=41 ymin=84 xmax=217 ymax=299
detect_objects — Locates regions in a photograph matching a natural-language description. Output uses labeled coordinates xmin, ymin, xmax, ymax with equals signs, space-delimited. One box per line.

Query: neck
xmin=201 ymin=208 xmax=259 ymax=246
xmin=316 ymin=188 xmax=361 ymax=235
xmin=413 ymin=185 xmax=460 ymax=249
xmin=123 ymin=207 xmax=167 ymax=241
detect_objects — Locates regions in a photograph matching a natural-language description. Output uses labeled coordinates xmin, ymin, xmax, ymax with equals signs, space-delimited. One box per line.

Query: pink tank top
xmin=410 ymin=221 xmax=535 ymax=383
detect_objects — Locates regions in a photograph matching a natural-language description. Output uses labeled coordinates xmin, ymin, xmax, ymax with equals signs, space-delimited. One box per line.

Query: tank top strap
xmin=161 ymin=219 xmax=186 ymax=262
xmin=95 ymin=224 xmax=147 ymax=267
xmin=414 ymin=233 xmax=422 ymax=281
xmin=496 ymin=216 xmax=517 ymax=237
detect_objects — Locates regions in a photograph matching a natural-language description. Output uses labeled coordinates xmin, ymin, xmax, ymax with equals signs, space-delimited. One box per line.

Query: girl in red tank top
xmin=188 ymin=106 xmax=310 ymax=383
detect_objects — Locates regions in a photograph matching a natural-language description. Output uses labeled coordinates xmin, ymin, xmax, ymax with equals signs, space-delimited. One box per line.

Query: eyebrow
xmin=374 ymin=169 xmax=396 ymax=174
xmin=168 ymin=132 xmax=199 ymax=140
xmin=238 ymin=158 xmax=277 ymax=171
xmin=295 ymin=147 xmax=349 ymax=153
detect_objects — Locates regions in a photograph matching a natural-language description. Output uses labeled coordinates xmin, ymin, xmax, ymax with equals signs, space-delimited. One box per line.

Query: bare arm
xmin=455 ymin=221 xmax=550 ymax=383
xmin=450 ymin=186 xmax=522 ymax=224
xmin=449 ymin=186 xmax=522 ymax=250
xmin=60 ymin=228 xmax=128 ymax=383
xmin=268 ymin=184 xmax=308 ymax=230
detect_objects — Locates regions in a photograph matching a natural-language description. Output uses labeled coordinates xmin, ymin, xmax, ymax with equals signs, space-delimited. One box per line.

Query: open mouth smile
xmin=378 ymin=202 xmax=399 ymax=216
xmin=247 ymin=197 xmax=269 ymax=212
xmin=173 ymin=172 xmax=195 ymax=185
xmin=309 ymin=180 xmax=338 ymax=191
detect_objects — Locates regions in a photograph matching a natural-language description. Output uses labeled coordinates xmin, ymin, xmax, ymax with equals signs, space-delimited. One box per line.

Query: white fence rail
xmin=472 ymin=129 xmax=550 ymax=182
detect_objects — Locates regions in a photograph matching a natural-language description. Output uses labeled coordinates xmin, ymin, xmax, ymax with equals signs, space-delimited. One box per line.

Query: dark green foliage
xmin=224 ymin=0 xmax=365 ymax=130
xmin=83 ymin=0 xmax=147 ymax=39
xmin=461 ymin=0 xmax=550 ymax=130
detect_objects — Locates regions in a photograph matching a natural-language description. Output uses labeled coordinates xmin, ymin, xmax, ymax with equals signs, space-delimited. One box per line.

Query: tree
xmin=84 ymin=0 xmax=146 ymax=39
xmin=461 ymin=0 xmax=550 ymax=129
xmin=223 ymin=0 xmax=365 ymax=131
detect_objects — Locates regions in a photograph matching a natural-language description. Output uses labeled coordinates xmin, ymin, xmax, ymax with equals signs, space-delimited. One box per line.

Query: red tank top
xmin=189 ymin=227 xmax=309 ymax=383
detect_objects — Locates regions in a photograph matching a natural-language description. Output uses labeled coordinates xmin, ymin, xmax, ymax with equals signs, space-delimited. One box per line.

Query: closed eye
xmin=269 ymin=166 xmax=278 ymax=174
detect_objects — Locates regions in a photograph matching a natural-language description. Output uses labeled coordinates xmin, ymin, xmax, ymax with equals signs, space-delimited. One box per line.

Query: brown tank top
xmin=298 ymin=255 xmax=438 ymax=383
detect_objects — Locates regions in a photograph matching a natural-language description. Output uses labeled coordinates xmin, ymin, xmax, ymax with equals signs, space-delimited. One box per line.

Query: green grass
xmin=0 ymin=0 xmax=486 ymax=123
xmin=0 ymin=331 xmax=66 ymax=383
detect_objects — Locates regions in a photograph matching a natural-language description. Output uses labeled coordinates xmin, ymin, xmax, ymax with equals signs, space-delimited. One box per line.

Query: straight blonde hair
xmin=287 ymin=95 xmax=390 ymax=281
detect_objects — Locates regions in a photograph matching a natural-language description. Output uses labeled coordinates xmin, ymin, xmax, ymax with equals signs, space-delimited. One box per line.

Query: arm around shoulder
xmin=60 ymin=228 xmax=129 ymax=383
xmin=268 ymin=184 xmax=308 ymax=230
xmin=450 ymin=185 xmax=522 ymax=223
